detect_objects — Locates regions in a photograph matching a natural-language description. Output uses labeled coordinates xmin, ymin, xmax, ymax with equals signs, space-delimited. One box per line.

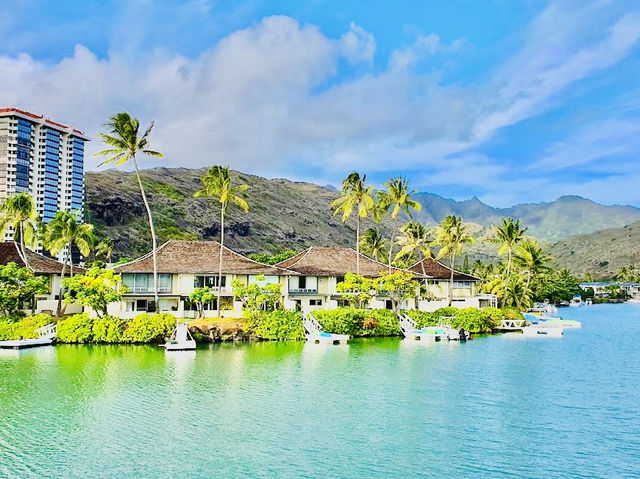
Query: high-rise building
xmin=0 ymin=108 xmax=88 ymax=229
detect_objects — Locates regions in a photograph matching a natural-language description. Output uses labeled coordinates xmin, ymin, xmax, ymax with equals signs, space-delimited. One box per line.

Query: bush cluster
xmin=56 ymin=313 xmax=176 ymax=344
xmin=0 ymin=313 xmax=54 ymax=340
xmin=312 ymin=308 xmax=401 ymax=337
xmin=246 ymin=310 xmax=305 ymax=341
xmin=406 ymin=306 xmax=522 ymax=333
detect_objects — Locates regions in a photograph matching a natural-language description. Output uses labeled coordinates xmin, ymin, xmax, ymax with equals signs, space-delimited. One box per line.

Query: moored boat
xmin=162 ymin=319 xmax=196 ymax=351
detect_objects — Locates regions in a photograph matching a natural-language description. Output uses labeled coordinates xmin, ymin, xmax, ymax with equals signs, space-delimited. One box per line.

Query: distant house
xmin=112 ymin=240 xmax=294 ymax=318
xmin=276 ymin=246 xmax=423 ymax=312
xmin=0 ymin=241 xmax=83 ymax=314
xmin=408 ymin=257 xmax=497 ymax=311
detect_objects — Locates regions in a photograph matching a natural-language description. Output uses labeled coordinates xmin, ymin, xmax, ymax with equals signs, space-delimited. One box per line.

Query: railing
xmin=36 ymin=323 xmax=57 ymax=339
xmin=302 ymin=313 xmax=323 ymax=335
xmin=288 ymin=288 xmax=318 ymax=294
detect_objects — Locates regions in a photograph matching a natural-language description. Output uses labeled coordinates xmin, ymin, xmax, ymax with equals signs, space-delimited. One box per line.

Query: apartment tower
xmin=0 ymin=108 xmax=88 ymax=250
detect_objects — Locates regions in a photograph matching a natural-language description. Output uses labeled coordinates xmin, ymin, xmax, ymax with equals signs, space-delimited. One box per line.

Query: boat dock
xmin=0 ymin=323 xmax=57 ymax=350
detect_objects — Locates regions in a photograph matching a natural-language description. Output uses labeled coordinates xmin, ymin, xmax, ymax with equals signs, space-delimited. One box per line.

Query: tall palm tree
xmin=514 ymin=238 xmax=552 ymax=290
xmin=491 ymin=217 xmax=528 ymax=288
xmin=433 ymin=215 xmax=474 ymax=306
xmin=0 ymin=193 xmax=40 ymax=267
xmin=332 ymin=172 xmax=375 ymax=275
xmin=359 ymin=227 xmax=389 ymax=262
xmin=96 ymin=238 xmax=115 ymax=263
xmin=376 ymin=177 xmax=421 ymax=271
xmin=44 ymin=210 xmax=94 ymax=315
xmin=94 ymin=112 xmax=164 ymax=307
xmin=395 ymin=221 xmax=432 ymax=277
xmin=194 ymin=166 xmax=249 ymax=318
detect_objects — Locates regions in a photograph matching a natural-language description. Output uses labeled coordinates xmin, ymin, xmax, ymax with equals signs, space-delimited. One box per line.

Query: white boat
xmin=438 ymin=316 xmax=470 ymax=341
xmin=585 ymin=299 xmax=592 ymax=306
xmin=521 ymin=325 xmax=563 ymax=337
xmin=303 ymin=314 xmax=350 ymax=345
xmin=533 ymin=302 xmax=558 ymax=314
xmin=524 ymin=312 xmax=582 ymax=329
xmin=398 ymin=313 xmax=448 ymax=341
xmin=0 ymin=323 xmax=57 ymax=349
xmin=162 ymin=319 xmax=196 ymax=351
xmin=569 ymin=295 xmax=583 ymax=307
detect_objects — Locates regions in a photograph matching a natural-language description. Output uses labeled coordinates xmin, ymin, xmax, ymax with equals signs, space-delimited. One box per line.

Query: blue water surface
xmin=1 ymin=304 xmax=639 ymax=478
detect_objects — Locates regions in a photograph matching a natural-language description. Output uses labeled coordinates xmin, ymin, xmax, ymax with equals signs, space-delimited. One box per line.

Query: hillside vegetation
xmin=86 ymin=167 xmax=640 ymax=275
xmin=550 ymin=222 xmax=640 ymax=279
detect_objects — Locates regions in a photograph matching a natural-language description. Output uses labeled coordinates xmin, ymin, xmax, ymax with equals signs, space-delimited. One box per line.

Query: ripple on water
xmin=1 ymin=305 xmax=640 ymax=478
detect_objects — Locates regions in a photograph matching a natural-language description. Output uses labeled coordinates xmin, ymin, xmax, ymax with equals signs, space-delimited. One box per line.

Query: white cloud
xmin=0 ymin=3 xmax=639 ymax=208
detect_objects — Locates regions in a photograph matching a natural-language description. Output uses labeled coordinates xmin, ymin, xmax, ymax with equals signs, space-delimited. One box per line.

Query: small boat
xmin=162 ymin=319 xmax=196 ymax=351
xmin=439 ymin=316 xmax=470 ymax=341
xmin=303 ymin=314 xmax=350 ymax=344
xmin=0 ymin=323 xmax=57 ymax=349
xmin=569 ymin=295 xmax=583 ymax=307
xmin=540 ymin=317 xmax=582 ymax=328
xmin=533 ymin=302 xmax=558 ymax=314
xmin=398 ymin=313 xmax=448 ymax=341
xmin=521 ymin=325 xmax=563 ymax=337
xmin=585 ymin=299 xmax=593 ymax=306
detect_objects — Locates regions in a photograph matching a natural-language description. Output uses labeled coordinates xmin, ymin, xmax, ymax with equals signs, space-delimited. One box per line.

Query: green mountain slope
xmin=549 ymin=222 xmax=640 ymax=279
xmin=86 ymin=167 xmax=640 ymax=269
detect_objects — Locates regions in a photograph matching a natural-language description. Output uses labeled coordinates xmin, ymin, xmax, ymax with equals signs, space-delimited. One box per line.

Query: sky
xmin=1 ymin=0 xmax=640 ymax=207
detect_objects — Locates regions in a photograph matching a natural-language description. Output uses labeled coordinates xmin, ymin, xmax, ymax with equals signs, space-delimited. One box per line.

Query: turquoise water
xmin=1 ymin=304 xmax=639 ymax=478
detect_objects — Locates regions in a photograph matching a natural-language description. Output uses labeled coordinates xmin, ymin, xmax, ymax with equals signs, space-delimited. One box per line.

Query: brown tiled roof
xmin=0 ymin=241 xmax=83 ymax=274
xmin=277 ymin=246 xmax=423 ymax=278
xmin=114 ymin=240 xmax=294 ymax=275
xmin=409 ymin=257 xmax=479 ymax=281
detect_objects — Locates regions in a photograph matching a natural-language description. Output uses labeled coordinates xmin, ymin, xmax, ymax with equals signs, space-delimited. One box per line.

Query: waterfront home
xmin=112 ymin=240 xmax=294 ymax=318
xmin=408 ymin=257 xmax=497 ymax=311
xmin=580 ymin=281 xmax=640 ymax=300
xmin=0 ymin=241 xmax=83 ymax=314
xmin=276 ymin=246 xmax=424 ymax=312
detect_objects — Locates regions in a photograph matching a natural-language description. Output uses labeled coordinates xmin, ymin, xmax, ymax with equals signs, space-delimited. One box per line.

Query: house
xmin=276 ymin=246 xmax=423 ymax=312
xmin=112 ymin=240 xmax=295 ymax=318
xmin=408 ymin=257 xmax=497 ymax=311
xmin=0 ymin=241 xmax=83 ymax=314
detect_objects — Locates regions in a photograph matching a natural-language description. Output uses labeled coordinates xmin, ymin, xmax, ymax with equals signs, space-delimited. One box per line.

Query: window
xmin=309 ymin=299 xmax=322 ymax=306
xmin=194 ymin=275 xmax=226 ymax=289
xmin=453 ymin=281 xmax=471 ymax=289
xmin=123 ymin=273 xmax=171 ymax=293
xmin=298 ymin=276 xmax=306 ymax=289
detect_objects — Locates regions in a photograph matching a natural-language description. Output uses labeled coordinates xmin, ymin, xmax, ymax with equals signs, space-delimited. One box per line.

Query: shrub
xmin=0 ymin=314 xmax=53 ymax=340
xmin=449 ymin=308 xmax=492 ymax=333
xmin=502 ymin=307 xmax=524 ymax=320
xmin=92 ymin=316 xmax=125 ymax=343
xmin=480 ymin=307 xmax=504 ymax=329
xmin=57 ymin=313 xmax=94 ymax=343
xmin=405 ymin=310 xmax=434 ymax=328
xmin=312 ymin=308 xmax=401 ymax=337
xmin=122 ymin=313 xmax=176 ymax=343
xmin=247 ymin=310 xmax=305 ymax=341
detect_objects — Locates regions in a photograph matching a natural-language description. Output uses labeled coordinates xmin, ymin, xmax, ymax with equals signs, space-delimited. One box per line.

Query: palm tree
xmin=433 ymin=215 xmax=474 ymax=306
xmin=44 ymin=210 xmax=94 ymax=315
xmin=94 ymin=112 xmax=164 ymax=307
xmin=359 ymin=227 xmax=389 ymax=262
xmin=332 ymin=172 xmax=375 ymax=275
xmin=491 ymin=217 xmax=528 ymax=287
xmin=395 ymin=221 xmax=432 ymax=276
xmin=194 ymin=166 xmax=249 ymax=318
xmin=616 ymin=264 xmax=639 ymax=283
xmin=96 ymin=238 xmax=115 ymax=263
xmin=0 ymin=193 xmax=40 ymax=267
xmin=376 ymin=177 xmax=421 ymax=271
xmin=514 ymin=238 xmax=552 ymax=290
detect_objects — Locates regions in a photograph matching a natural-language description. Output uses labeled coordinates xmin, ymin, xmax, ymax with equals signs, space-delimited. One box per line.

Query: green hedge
xmin=0 ymin=313 xmax=54 ymax=340
xmin=56 ymin=313 xmax=177 ymax=344
xmin=313 ymin=308 xmax=401 ymax=337
xmin=406 ymin=307 xmax=522 ymax=333
xmin=246 ymin=310 xmax=305 ymax=341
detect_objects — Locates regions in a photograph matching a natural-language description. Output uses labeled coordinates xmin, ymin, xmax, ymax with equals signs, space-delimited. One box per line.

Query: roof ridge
xmin=345 ymin=245 xmax=419 ymax=276
xmin=277 ymin=246 xmax=312 ymax=269
xmin=219 ymin=241 xmax=296 ymax=274
xmin=410 ymin=256 xmax=480 ymax=281
xmin=111 ymin=239 xmax=172 ymax=270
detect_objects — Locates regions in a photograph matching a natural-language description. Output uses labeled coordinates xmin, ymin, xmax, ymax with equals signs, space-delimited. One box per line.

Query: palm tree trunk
xmin=19 ymin=222 xmax=30 ymax=269
xmin=132 ymin=155 xmax=159 ymax=310
xmin=421 ymin=256 xmax=428 ymax=299
xmin=356 ymin=216 xmax=361 ymax=275
xmin=217 ymin=206 xmax=225 ymax=319
xmin=449 ymin=254 xmax=455 ymax=307
xmin=57 ymin=258 xmax=67 ymax=317
xmin=387 ymin=217 xmax=398 ymax=273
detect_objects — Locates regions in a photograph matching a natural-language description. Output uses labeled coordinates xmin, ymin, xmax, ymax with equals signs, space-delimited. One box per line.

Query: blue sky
xmin=1 ymin=0 xmax=640 ymax=207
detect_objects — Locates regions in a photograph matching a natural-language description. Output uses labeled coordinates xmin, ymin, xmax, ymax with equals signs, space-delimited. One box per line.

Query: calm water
xmin=1 ymin=304 xmax=639 ymax=478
